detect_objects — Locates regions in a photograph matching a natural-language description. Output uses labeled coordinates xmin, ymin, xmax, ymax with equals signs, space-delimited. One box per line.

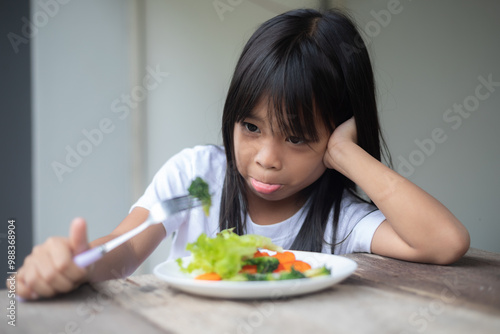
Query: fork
xmin=73 ymin=195 xmax=202 ymax=268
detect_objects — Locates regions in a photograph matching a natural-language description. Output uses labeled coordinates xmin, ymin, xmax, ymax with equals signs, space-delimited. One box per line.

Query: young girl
xmin=13 ymin=8 xmax=469 ymax=300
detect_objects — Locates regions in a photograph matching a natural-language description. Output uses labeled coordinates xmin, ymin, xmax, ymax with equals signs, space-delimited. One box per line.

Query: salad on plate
xmin=176 ymin=229 xmax=331 ymax=282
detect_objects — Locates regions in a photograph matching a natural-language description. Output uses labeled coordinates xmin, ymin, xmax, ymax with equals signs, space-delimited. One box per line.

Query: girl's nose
xmin=255 ymin=139 xmax=283 ymax=170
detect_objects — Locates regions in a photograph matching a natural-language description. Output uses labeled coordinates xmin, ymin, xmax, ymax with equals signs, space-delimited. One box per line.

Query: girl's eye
xmin=243 ymin=122 xmax=259 ymax=133
xmin=287 ymin=136 xmax=305 ymax=145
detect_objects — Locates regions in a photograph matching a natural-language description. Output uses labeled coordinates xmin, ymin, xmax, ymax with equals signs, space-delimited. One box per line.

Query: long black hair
xmin=219 ymin=8 xmax=389 ymax=253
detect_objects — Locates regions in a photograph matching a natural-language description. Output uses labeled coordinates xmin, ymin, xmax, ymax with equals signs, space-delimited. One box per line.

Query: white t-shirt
xmin=131 ymin=145 xmax=386 ymax=261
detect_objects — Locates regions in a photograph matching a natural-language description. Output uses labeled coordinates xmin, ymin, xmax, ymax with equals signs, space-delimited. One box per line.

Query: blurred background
xmin=1 ymin=0 xmax=499 ymax=279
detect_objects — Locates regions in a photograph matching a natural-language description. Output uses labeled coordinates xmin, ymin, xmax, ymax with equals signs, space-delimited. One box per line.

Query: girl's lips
xmin=251 ymin=178 xmax=282 ymax=194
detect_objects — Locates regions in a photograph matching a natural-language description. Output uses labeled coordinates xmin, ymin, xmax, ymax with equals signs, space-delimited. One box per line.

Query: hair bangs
xmin=237 ymin=34 xmax=346 ymax=143
xmin=267 ymin=50 xmax=320 ymax=143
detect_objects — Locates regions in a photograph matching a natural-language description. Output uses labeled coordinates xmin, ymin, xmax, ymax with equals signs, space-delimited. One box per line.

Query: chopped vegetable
xmin=240 ymin=265 xmax=258 ymax=274
xmin=243 ymin=256 xmax=280 ymax=273
xmin=273 ymin=263 xmax=285 ymax=273
xmin=188 ymin=177 xmax=212 ymax=216
xmin=277 ymin=267 xmax=306 ymax=280
xmin=177 ymin=229 xmax=331 ymax=281
xmin=177 ymin=229 xmax=282 ymax=279
xmin=272 ymin=251 xmax=296 ymax=264
xmin=281 ymin=260 xmax=312 ymax=273
xmin=238 ymin=268 xmax=306 ymax=281
xmin=244 ymin=273 xmax=275 ymax=281
xmin=195 ymin=272 xmax=222 ymax=281
xmin=253 ymin=250 xmax=270 ymax=258
xmin=304 ymin=266 xmax=332 ymax=278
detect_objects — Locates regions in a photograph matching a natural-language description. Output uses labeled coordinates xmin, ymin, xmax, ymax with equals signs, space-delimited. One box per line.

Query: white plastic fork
xmin=73 ymin=195 xmax=202 ymax=268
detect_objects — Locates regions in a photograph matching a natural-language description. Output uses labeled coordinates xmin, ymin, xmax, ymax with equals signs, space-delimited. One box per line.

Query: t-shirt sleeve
xmin=331 ymin=191 xmax=386 ymax=254
xmin=130 ymin=145 xmax=224 ymax=235
xmin=345 ymin=210 xmax=385 ymax=253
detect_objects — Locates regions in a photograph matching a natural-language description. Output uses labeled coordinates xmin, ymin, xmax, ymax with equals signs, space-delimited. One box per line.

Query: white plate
xmin=154 ymin=250 xmax=357 ymax=299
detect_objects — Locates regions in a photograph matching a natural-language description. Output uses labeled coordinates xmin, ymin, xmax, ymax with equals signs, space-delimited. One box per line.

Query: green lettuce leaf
xmin=177 ymin=229 xmax=283 ymax=279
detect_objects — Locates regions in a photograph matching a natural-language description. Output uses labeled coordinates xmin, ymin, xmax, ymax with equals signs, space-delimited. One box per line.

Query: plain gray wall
xmin=345 ymin=0 xmax=500 ymax=255
xmin=32 ymin=0 xmax=499 ymax=275
xmin=33 ymin=0 xmax=135 ymax=246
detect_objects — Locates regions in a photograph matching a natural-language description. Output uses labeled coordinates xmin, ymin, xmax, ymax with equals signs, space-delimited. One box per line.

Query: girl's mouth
xmin=250 ymin=178 xmax=282 ymax=194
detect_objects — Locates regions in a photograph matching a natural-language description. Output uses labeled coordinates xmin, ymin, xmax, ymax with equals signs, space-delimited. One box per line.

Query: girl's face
xmin=233 ymin=97 xmax=331 ymax=207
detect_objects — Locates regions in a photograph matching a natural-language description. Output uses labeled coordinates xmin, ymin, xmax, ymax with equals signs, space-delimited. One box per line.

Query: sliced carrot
xmin=253 ymin=250 xmax=270 ymax=257
xmin=195 ymin=272 xmax=222 ymax=281
xmin=273 ymin=263 xmax=286 ymax=273
xmin=272 ymin=251 xmax=296 ymax=264
xmin=282 ymin=260 xmax=312 ymax=273
xmin=240 ymin=265 xmax=258 ymax=274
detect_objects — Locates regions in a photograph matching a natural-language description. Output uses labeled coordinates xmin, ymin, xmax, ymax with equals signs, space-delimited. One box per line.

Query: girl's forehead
xmin=249 ymin=97 xmax=272 ymax=119
xmin=247 ymin=97 xmax=289 ymax=129
xmin=253 ymin=95 xmax=299 ymax=116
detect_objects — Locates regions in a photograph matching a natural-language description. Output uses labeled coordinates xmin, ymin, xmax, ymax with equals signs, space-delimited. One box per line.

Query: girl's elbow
xmin=431 ymin=228 xmax=470 ymax=265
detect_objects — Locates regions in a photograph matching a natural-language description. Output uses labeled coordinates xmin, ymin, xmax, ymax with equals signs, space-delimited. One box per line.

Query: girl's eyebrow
xmin=243 ymin=113 xmax=263 ymax=122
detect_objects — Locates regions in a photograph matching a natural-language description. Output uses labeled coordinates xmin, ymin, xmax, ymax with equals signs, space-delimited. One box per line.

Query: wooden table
xmin=2 ymin=248 xmax=499 ymax=334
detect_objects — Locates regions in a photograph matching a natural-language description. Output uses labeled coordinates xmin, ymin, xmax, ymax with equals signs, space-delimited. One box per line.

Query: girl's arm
xmin=86 ymin=207 xmax=166 ymax=282
xmin=13 ymin=207 xmax=165 ymax=299
xmin=324 ymin=118 xmax=470 ymax=264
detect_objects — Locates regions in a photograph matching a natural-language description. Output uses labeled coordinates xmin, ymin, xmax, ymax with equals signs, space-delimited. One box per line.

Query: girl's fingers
xmin=20 ymin=256 xmax=56 ymax=298
xmin=48 ymin=238 xmax=88 ymax=285
xmin=69 ymin=217 xmax=90 ymax=254
xmin=14 ymin=218 xmax=92 ymax=300
xmin=42 ymin=236 xmax=89 ymax=293
xmin=14 ymin=271 xmax=35 ymax=300
xmin=18 ymin=237 xmax=87 ymax=299
xmin=36 ymin=248 xmax=77 ymax=294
